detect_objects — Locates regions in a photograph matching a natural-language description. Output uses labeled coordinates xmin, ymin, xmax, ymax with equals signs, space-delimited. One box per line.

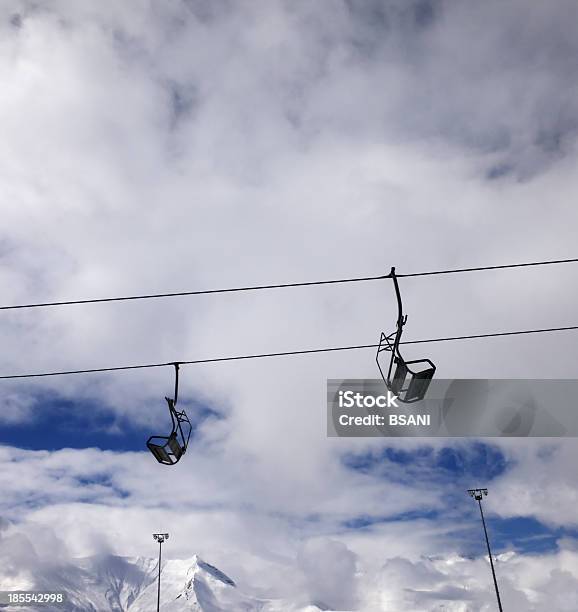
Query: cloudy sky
xmin=1 ymin=0 xmax=578 ymax=609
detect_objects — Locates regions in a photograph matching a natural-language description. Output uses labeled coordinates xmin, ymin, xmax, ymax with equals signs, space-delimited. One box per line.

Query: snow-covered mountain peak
xmin=184 ymin=555 xmax=236 ymax=588
xmin=1 ymin=552 xmax=338 ymax=612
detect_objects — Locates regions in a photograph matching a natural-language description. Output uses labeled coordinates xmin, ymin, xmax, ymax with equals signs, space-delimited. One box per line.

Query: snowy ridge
xmin=1 ymin=553 xmax=335 ymax=612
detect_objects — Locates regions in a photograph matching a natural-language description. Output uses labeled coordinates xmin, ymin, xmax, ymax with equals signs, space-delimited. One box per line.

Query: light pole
xmin=153 ymin=533 xmax=169 ymax=612
xmin=468 ymin=488 xmax=503 ymax=612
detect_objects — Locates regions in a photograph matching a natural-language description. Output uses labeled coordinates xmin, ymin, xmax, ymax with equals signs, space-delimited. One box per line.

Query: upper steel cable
xmin=0 ymin=257 xmax=577 ymax=311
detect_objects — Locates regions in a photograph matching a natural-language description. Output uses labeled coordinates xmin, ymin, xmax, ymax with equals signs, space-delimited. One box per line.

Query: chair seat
xmin=147 ymin=434 xmax=186 ymax=465
xmin=398 ymin=358 xmax=435 ymax=402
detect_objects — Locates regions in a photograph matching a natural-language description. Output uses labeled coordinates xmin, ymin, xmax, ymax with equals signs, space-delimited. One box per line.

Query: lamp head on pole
xmin=467 ymin=488 xmax=488 ymax=501
xmin=153 ymin=533 xmax=169 ymax=543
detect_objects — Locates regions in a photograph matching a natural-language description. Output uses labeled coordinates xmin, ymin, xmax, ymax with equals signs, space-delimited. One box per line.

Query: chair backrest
xmin=167 ymin=433 xmax=184 ymax=460
xmin=390 ymin=358 xmax=409 ymax=395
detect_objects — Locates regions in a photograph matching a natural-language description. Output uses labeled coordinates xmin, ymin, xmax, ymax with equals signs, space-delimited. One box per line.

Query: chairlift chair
xmin=376 ymin=267 xmax=436 ymax=403
xmin=147 ymin=363 xmax=192 ymax=465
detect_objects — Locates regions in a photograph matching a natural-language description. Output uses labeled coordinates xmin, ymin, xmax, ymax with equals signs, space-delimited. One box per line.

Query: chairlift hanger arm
xmin=164 ymin=363 xmax=181 ymax=430
xmin=390 ymin=267 xmax=402 ymax=323
xmin=173 ymin=363 xmax=180 ymax=406
xmin=389 ymin=267 xmax=406 ymax=352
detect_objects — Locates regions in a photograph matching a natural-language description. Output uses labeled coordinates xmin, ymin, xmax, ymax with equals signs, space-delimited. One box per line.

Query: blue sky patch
xmin=0 ymin=389 xmax=219 ymax=453
xmin=488 ymin=516 xmax=578 ymax=555
xmin=343 ymin=508 xmax=439 ymax=530
xmin=342 ymin=442 xmax=510 ymax=485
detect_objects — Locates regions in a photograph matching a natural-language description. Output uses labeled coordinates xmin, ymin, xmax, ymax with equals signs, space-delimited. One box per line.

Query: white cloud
xmin=487 ymin=440 xmax=578 ymax=527
xmin=1 ymin=1 xmax=578 ymax=608
xmin=297 ymin=538 xmax=358 ymax=609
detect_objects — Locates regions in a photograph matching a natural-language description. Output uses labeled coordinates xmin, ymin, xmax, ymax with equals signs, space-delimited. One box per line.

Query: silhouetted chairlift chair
xmin=376 ymin=267 xmax=436 ymax=403
xmin=147 ymin=363 xmax=192 ymax=465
